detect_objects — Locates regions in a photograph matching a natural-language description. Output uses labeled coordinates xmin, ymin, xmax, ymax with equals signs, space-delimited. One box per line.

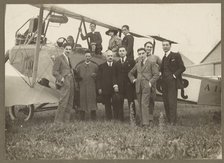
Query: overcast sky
xmin=5 ymin=4 xmax=221 ymax=63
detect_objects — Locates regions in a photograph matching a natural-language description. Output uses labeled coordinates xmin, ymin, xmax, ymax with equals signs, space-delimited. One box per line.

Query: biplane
xmin=5 ymin=4 xmax=221 ymax=121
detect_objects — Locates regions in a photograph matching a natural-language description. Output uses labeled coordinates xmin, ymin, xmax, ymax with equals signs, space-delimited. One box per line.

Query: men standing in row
xmin=160 ymin=40 xmax=186 ymax=125
xmin=113 ymin=46 xmax=136 ymax=121
xmin=80 ymin=23 xmax=103 ymax=55
xmin=121 ymin=25 xmax=134 ymax=60
xmin=129 ymin=48 xmax=160 ymax=126
xmin=97 ymin=50 xmax=115 ymax=120
xmin=76 ymin=50 xmax=98 ymax=120
xmin=52 ymin=44 xmax=74 ymax=124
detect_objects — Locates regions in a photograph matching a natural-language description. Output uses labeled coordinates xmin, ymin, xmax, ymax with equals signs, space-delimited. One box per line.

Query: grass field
xmin=5 ymin=101 xmax=222 ymax=160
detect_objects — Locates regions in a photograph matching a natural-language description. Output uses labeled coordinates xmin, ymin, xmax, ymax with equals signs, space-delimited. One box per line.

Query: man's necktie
xmin=68 ymin=57 xmax=72 ymax=68
xmin=141 ymin=59 xmax=144 ymax=67
xmin=121 ymin=57 xmax=124 ymax=63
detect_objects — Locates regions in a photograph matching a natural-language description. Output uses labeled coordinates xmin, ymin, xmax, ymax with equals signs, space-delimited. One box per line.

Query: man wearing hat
xmin=79 ymin=22 xmax=103 ymax=55
xmin=160 ymin=40 xmax=186 ymax=125
xmin=52 ymin=43 xmax=75 ymax=124
xmin=106 ymin=29 xmax=122 ymax=57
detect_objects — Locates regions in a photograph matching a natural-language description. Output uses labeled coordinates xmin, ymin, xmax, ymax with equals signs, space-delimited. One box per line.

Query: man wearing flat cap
xmin=106 ymin=28 xmax=122 ymax=57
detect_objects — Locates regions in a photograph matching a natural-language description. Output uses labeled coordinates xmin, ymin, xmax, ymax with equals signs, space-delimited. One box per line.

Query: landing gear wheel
xmin=8 ymin=105 xmax=34 ymax=121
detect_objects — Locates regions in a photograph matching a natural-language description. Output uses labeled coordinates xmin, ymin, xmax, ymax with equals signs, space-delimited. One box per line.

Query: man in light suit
xmin=52 ymin=44 xmax=75 ymax=123
xmin=160 ymin=40 xmax=186 ymax=125
xmin=128 ymin=48 xmax=160 ymax=126
xmin=144 ymin=41 xmax=162 ymax=125
xmin=97 ymin=50 xmax=115 ymax=120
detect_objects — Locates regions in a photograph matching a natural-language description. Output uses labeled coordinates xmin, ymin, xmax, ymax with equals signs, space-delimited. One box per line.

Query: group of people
xmin=52 ymin=23 xmax=186 ymax=127
xmin=79 ymin=23 xmax=134 ymax=59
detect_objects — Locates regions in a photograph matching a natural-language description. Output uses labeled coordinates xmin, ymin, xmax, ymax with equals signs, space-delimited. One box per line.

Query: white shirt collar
xmin=85 ymin=61 xmax=90 ymax=64
xmin=63 ymin=53 xmax=69 ymax=62
xmin=142 ymin=57 xmax=148 ymax=64
xmin=107 ymin=61 xmax=113 ymax=66
xmin=165 ymin=50 xmax=171 ymax=57
xmin=120 ymin=56 xmax=127 ymax=62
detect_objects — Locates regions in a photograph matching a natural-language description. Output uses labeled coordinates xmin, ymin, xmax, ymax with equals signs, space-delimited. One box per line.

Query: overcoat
xmin=76 ymin=61 xmax=98 ymax=111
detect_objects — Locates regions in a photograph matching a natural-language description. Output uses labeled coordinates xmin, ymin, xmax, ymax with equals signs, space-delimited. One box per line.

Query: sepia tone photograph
xmin=4 ymin=3 xmax=222 ymax=160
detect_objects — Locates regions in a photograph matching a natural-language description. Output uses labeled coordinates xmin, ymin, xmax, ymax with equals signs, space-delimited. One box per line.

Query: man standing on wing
xmin=80 ymin=23 xmax=103 ymax=55
xmin=121 ymin=25 xmax=134 ymax=60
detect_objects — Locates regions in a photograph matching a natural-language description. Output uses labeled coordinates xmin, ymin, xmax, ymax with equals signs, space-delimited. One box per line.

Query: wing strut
xmin=31 ymin=5 xmax=44 ymax=87
xmin=82 ymin=19 xmax=91 ymax=49
xmin=74 ymin=19 xmax=83 ymax=50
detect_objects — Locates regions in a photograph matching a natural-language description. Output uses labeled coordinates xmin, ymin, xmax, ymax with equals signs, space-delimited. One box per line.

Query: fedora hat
xmin=105 ymin=28 xmax=119 ymax=35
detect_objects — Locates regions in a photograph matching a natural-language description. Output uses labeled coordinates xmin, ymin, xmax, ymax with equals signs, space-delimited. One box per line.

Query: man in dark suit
xmin=97 ymin=50 xmax=115 ymax=120
xmin=52 ymin=44 xmax=74 ymax=124
xmin=80 ymin=23 xmax=102 ymax=55
xmin=113 ymin=46 xmax=136 ymax=121
xmin=121 ymin=25 xmax=134 ymax=60
xmin=160 ymin=40 xmax=186 ymax=125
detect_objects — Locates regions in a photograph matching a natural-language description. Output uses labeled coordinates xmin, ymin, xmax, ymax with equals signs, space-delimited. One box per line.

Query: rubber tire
xmin=8 ymin=105 xmax=34 ymax=121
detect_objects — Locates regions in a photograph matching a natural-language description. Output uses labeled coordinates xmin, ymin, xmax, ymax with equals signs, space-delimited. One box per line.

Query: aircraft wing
xmin=5 ymin=62 xmax=60 ymax=107
xmin=149 ymin=35 xmax=178 ymax=44
xmin=31 ymin=4 xmax=148 ymax=38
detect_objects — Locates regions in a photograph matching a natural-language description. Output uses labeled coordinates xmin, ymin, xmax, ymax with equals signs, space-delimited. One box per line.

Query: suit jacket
xmin=122 ymin=34 xmax=134 ymax=59
xmin=97 ymin=61 xmax=115 ymax=95
xmin=113 ymin=58 xmax=135 ymax=98
xmin=81 ymin=31 xmax=102 ymax=47
xmin=52 ymin=54 xmax=74 ymax=82
xmin=128 ymin=58 xmax=160 ymax=94
xmin=161 ymin=52 xmax=186 ymax=87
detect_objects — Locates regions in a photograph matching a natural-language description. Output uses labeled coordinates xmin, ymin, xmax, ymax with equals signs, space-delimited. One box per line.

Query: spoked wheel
xmin=8 ymin=104 xmax=34 ymax=121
